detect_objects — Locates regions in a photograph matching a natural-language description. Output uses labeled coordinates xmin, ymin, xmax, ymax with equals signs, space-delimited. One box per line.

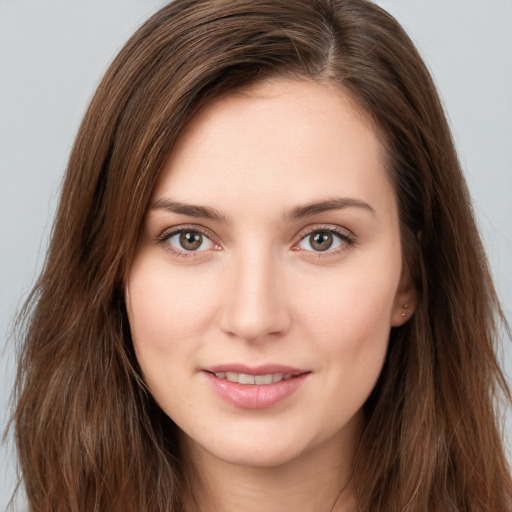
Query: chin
xmin=180 ymin=423 xmax=313 ymax=469
xmin=208 ymin=439 xmax=308 ymax=469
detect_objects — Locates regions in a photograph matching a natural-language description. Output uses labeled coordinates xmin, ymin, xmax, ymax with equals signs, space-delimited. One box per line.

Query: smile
xmin=213 ymin=372 xmax=295 ymax=385
xmin=203 ymin=366 xmax=310 ymax=409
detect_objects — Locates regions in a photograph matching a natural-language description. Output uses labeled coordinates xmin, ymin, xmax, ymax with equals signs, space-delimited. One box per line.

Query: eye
xmin=295 ymin=228 xmax=355 ymax=254
xmin=159 ymin=228 xmax=219 ymax=255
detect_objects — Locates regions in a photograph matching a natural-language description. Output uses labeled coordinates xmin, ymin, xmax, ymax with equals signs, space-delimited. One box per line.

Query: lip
xmin=204 ymin=363 xmax=306 ymax=375
xmin=202 ymin=364 xmax=310 ymax=409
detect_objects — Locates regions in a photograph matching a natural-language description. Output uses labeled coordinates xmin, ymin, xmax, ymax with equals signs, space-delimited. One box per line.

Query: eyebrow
xmin=285 ymin=197 xmax=376 ymax=220
xmin=151 ymin=198 xmax=230 ymax=223
xmin=150 ymin=196 xmax=375 ymax=223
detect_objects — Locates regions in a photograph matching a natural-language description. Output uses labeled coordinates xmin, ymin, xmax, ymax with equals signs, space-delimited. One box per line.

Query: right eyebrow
xmin=150 ymin=198 xmax=230 ymax=224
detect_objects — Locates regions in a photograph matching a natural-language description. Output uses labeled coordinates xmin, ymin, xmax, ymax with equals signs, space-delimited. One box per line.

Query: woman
xmin=13 ymin=0 xmax=512 ymax=510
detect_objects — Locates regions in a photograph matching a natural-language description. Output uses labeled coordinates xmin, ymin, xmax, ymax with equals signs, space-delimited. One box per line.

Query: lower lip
xmin=203 ymin=372 xmax=309 ymax=409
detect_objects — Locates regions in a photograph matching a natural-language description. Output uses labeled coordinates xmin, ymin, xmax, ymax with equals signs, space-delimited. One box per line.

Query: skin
xmin=125 ymin=78 xmax=415 ymax=512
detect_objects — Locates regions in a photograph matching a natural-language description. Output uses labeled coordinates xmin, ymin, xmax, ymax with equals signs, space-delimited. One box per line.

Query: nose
xmin=218 ymin=248 xmax=292 ymax=342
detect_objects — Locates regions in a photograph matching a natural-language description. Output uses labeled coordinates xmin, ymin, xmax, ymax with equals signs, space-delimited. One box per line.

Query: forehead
xmin=153 ymin=78 xmax=395 ymax=219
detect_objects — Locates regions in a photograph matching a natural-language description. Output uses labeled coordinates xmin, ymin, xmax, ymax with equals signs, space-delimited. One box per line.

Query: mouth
xmin=202 ymin=365 xmax=310 ymax=409
xmin=209 ymin=371 xmax=298 ymax=385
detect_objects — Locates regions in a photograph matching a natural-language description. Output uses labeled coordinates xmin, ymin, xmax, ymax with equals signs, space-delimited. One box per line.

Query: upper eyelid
xmin=294 ymin=224 xmax=355 ymax=241
xmin=158 ymin=224 xmax=218 ymax=243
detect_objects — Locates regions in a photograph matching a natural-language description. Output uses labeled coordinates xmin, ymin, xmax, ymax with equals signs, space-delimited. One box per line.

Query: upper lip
xmin=203 ymin=364 xmax=308 ymax=376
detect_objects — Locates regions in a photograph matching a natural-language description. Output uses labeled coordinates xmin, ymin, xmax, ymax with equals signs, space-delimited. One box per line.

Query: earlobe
xmin=391 ymin=302 xmax=414 ymax=327
xmin=391 ymin=266 xmax=417 ymax=327
xmin=391 ymin=299 xmax=416 ymax=327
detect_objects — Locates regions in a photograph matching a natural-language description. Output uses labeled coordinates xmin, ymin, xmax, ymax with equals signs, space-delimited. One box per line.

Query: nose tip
xmin=223 ymin=303 xmax=289 ymax=342
xmin=218 ymin=256 xmax=291 ymax=342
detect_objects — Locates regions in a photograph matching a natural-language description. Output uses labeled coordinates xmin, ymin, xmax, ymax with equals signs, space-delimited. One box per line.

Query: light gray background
xmin=1 ymin=1 xmax=511 ymax=510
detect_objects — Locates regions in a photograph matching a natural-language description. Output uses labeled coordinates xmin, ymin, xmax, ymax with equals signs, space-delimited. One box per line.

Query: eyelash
xmin=157 ymin=225 xmax=220 ymax=259
xmin=293 ymin=225 xmax=357 ymax=258
xmin=156 ymin=224 xmax=357 ymax=259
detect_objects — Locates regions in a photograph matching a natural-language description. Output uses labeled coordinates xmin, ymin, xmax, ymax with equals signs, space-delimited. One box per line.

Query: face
xmin=125 ymin=79 xmax=414 ymax=469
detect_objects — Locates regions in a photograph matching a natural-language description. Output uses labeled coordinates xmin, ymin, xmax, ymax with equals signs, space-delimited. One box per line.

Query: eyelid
xmin=292 ymin=224 xmax=357 ymax=255
xmin=155 ymin=223 xmax=356 ymax=259
xmin=156 ymin=224 xmax=222 ymax=257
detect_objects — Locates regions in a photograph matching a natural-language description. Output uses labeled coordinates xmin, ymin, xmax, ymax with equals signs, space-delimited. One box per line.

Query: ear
xmin=391 ymin=262 xmax=417 ymax=327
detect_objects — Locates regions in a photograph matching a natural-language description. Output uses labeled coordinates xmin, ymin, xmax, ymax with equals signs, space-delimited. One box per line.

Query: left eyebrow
xmin=285 ymin=197 xmax=376 ymax=220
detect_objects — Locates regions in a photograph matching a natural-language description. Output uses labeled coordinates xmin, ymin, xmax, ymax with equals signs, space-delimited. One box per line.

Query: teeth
xmin=226 ymin=372 xmax=238 ymax=383
xmin=239 ymin=374 xmax=255 ymax=385
xmin=255 ymin=374 xmax=273 ymax=385
xmin=214 ymin=372 xmax=294 ymax=385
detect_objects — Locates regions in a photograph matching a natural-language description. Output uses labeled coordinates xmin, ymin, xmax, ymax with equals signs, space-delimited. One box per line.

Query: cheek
xmin=125 ymin=259 xmax=213 ymax=408
xmin=299 ymin=273 xmax=398 ymax=342
xmin=300 ymin=273 xmax=397 ymax=419
xmin=126 ymin=260 xmax=215 ymax=354
xmin=292 ymin=253 xmax=401 ymax=379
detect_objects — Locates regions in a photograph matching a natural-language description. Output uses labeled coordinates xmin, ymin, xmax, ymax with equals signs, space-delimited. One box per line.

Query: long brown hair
xmin=13 ymin=0 xmax=511 ymax=510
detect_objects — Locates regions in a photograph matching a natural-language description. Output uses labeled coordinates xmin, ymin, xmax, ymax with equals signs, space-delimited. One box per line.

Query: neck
xmin=180 ymin=416 xmax=362 ymax=512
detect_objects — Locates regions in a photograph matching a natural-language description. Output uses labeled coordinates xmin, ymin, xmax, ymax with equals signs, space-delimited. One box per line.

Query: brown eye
xmin=179 ymin=231 xmax=203 ymax=250
xmin=309 ymin=232 xmax=333 ymax=251
xmin=296 ymin=228 xmax=350 ymax=254
xmin=161 ymin=228 xmax=217 ymax=254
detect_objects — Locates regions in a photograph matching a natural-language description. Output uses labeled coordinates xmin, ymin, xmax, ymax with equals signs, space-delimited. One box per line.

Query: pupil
xmin=311 ymin=232 xmax=332 ymax=251
xmin=180 ymin=231 xmax=202 ymax=250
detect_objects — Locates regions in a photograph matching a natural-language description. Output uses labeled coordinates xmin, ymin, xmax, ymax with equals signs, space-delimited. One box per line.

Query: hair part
xmin=12 ymin=1 xmax=511 ymax=511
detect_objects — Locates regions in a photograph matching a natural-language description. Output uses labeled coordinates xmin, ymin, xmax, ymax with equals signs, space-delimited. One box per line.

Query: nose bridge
xmin=219 ymin=243 xmax=291 ymax=342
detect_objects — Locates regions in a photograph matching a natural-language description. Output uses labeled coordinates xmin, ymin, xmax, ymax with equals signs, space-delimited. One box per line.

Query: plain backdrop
xmin=1 ymin=1 xmax=511 ymax=510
